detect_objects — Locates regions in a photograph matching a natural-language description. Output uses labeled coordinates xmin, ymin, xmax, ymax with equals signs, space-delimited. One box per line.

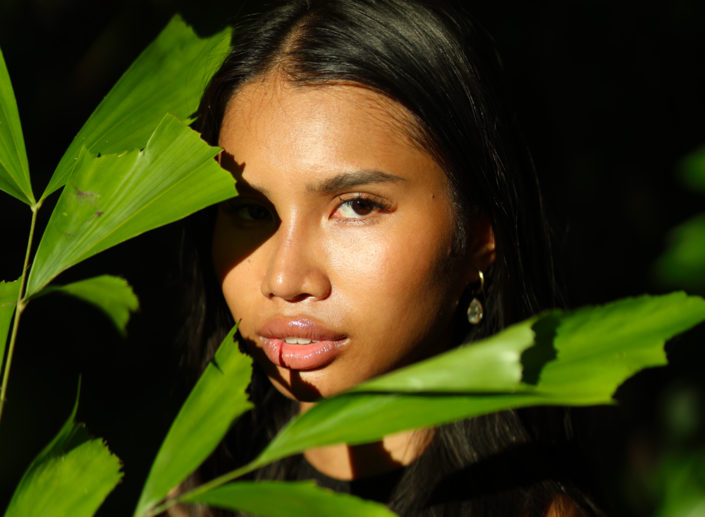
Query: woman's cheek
xmin=326 ymin=227 xmax=396 ymax=292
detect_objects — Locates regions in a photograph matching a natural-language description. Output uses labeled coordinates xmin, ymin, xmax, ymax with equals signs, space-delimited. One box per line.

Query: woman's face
xmin=212 ymin=75 xmax=492 ymax=401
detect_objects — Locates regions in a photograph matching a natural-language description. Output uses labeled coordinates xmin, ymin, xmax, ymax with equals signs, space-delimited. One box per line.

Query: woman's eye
xmin=240 ymin=205 xmax=271 ymax=221
xmin=334 ymin=197 xmax=389 ymax=219
xmin=222 ymin=200 xmax=274 ymax=223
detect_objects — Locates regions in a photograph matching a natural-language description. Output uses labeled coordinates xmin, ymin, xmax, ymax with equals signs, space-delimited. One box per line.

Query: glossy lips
xmin=257 ymin=318 xmax=347 ymax=370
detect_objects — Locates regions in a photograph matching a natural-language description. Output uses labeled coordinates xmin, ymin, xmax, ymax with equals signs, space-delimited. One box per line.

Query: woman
xmin=181 ymin=0 xmax=600 ymax=514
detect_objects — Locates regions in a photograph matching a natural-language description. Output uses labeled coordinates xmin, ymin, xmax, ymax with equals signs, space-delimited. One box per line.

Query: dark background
xmin=1 ymin=0 xmax=704 ymax=515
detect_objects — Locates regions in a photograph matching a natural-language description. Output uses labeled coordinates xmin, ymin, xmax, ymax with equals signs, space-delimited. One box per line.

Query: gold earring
xmin=466 ymin=271 xmax=484 ymax=325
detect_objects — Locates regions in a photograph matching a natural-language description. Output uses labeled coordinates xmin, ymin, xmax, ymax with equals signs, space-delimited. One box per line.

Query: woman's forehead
xmin=219 ymin=73 xmax=422 ymax=153
xmin=216 ymin=75 xmax=442 ymax=188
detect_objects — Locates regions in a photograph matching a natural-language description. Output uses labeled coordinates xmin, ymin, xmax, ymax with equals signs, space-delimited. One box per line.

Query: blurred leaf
xmin=0 ymin=278 xmax=20 ymax=374
xmin=183 ymin=481 xmax=396 ymax=517
xmin=41 ymin=15 xmax=231 ymax=200
xmin=134 ymin=326 xmax=253 ymax=516
xmin=652 ymin=214 xmax=705 ymax=293
xmin=679 ymin=146 xmax=705 ymax=193
xmin=4 ymin=387 xmax=122 ymax=517
xmin=39 ymin=275 xmax=138 ymax=335
xmin=654 ymin=451 xmax=705 ymax=517
xmin=0 ymin=47 xmax=33 ymax=205
xmin=661 ymin=384 xmax=704 ymax=444
xmin=251 ymin=293 xmax=705 ymax=469
xmin=26 ymin=114 xmax=236 ymax=296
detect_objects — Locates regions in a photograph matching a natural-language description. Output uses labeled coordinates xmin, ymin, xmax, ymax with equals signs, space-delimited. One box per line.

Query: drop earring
xmin=466 ymin=270 xmax=484 ymax=325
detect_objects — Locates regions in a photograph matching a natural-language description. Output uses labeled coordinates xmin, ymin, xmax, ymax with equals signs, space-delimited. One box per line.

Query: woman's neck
xmin=299 ymin=402 xmax=434 ymax=480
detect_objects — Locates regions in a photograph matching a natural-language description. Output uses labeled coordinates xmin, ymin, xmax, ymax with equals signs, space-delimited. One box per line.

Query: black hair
xmin=180 ymin=0 xmax=600 ymax=515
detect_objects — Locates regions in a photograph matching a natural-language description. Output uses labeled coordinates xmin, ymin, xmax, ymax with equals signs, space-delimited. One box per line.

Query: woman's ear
xmin=467 ymin=211 xmax=496 ymax=280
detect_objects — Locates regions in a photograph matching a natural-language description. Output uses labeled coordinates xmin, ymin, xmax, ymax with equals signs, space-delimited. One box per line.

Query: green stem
xmin=147 ymin=461 xmax=259 ymax=516
xmin=0 ymin=202 xmax=40 ymax=424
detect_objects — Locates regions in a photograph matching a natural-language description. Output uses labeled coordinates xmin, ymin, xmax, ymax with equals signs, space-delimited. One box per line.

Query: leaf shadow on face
xmin=214 ymin=153 xmax=281 ymax=271
xmin=235 ymin=331 xmax=323 ymax=403
xmin=216 ymin=152 xmax=325 ymax=402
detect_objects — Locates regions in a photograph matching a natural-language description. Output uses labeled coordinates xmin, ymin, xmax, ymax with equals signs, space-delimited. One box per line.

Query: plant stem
xmin=147 ymin=461 xmax=259 ymax=516
xmin=0 ymin=202 xmax=40 ymax=424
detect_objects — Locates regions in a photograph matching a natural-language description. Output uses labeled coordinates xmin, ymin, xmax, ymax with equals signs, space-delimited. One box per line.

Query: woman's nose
xmin=260 ymin=218 xmax=332 ymax=302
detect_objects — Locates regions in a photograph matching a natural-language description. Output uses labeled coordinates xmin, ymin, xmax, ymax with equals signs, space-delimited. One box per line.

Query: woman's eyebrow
xmin=307 ymin=170 xmax=405 ymax=193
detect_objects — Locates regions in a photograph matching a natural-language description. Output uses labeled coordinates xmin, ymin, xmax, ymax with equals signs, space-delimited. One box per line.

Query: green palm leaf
xmin=41 ymin=16 xmax=231 ymax=200
xmin=183 ymin=481 xmax=396 ymax=517
xmin=39 ymin=275 xmax=138 ymax=335
xmin=4 ymin=389 xmax=122 ymax=517
xmin=250 ymin=293 xmax=705 ymax=469
xmin=26 ymin=115 xmax=235 ymax=296
xmin=0 ymin=48 xmax=33 ymax=205
xmin=134 ymin=327 xmax=253 ymax=516
xmin=0 ymin=278 xmax=20 ymax=375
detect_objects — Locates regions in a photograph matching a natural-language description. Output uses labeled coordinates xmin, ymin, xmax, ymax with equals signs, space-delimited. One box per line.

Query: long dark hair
xmin=181 ymin=0 xmax=599 ymax=515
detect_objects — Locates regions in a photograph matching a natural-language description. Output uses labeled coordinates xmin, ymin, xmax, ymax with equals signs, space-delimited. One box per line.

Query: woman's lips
xmin=257 ymin=318 xmax=347 ymax=371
